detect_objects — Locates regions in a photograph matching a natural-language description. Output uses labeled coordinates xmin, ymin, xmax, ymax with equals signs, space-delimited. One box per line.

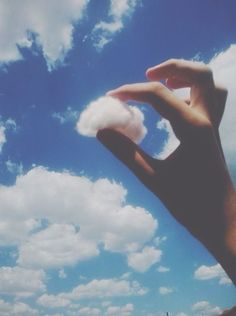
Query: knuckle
xmin=148 ymin=82 xmax=165 ymax=97
xmin=198 ymin=65 xmax=213 ymax=80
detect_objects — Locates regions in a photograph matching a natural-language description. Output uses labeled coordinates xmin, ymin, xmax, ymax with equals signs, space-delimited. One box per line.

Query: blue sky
xmin=0 ymin=1 xmax=235 ymax=315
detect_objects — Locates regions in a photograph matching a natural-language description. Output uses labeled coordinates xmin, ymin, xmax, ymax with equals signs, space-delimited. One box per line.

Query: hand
xmin=97 ymin=59 xmax=236 ymax=283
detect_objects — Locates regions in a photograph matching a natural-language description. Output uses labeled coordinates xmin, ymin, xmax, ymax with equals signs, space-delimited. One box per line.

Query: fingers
xmin=97 ymin=128 xmax=157 ymax=186
xmin=146 ymin=59 xmax=213 ymax=87
xmin=107 ymin=82 xmax=190 ymax=124
xmin=146 ymin=59 xmax=216 ymax=111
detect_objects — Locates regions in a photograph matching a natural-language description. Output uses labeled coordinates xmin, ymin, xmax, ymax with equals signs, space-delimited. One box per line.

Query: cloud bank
xmin=0 ymin=166 xmax=157 ymax=269
xmin=77 ymin=96 xmax=147 ymax=144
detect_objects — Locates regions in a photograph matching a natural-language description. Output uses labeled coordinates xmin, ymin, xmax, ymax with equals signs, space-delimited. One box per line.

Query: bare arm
xmin=97 ymin=59 xmax=236 ymax=284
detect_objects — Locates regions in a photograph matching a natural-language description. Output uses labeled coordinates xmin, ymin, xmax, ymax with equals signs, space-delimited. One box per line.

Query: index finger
xmin=146 ymin=59 xmax=214 ymax=88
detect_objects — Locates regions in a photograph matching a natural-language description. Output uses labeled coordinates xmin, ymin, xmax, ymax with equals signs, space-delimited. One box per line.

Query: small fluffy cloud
xmin=0 ymin=266 xmax=46 ymax=297
xmin=194 ymin=263 xmax=232 ymax=285
xmin=0 ymin=167 xmax=157 ymax=268
xmin=157 ymin=265 xmax=170 ymax=273
xmin=0 ymin=0 xmax=89 ymax=70
xmin=91 ymin=0 xmax=140 ymax=50
xmin=158 ymin=286 xmax=174 ymax=295
xmin=192 ymin=301 xmax=222 ymax=316
xmin=77 ymin=96 xmax=147 ymax=144
xmin=106 ymin=303 xmax=134 ymax=316
xmin=127 ymin=246 xmax=162 ymax=272
xmin=59 ymin=269 xmax=67 ymax=279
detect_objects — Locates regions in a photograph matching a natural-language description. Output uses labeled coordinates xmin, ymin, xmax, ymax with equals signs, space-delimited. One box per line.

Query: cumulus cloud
xmin=192 ymin=301 xmax=222 ymax=316
xmin=127 ymin=246 xmax=162 ymax=272
xmin=37 ymin=293 xmax=71 ymax=308
xmin=0 ymin=266 xmax=46 ymax=297
xmin=0 ymin=0 xmax=89 ymax=70
xmin=37 ymin=277 xmax=147 ymax=306
xmin=0 ymin=166 xmax=157 ymax=268
xmin=17 ymin=224 xmax=99 ymax=269
xmin=0 ymin=300 xmax=39 ymax=316
xmin=106 ymin=303 xmax=134 ymax=316
xmin=158 ymin=286 xmax=174 ymax=295
xmin=194 ymin=263 xmax=232 ymax=285
xmin=91 ymin=0 xmax=140 ymax=50
xmin=77 ymin=96 xmax=147 ymax=144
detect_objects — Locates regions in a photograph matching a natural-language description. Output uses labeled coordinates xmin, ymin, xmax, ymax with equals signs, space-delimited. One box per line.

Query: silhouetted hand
xmin=97 ymin=59 xmax=236 ymax=283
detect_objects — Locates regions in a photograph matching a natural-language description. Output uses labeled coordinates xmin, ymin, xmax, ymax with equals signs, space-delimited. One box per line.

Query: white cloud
xmin=0 ymin=266 xmax=45 ymax=297
xmin=0 ymin=118 xmax=17 ymax=153
xmin=0 ymin=0 xmax=89 ymax=70
xmin=0 ymin=167 xmax=157 ymax=268
xmin=158 ymin=286 xmax=173 ymax=295
xmin=37 ymin=277 xmax=147 ymax=306
xmin=59 ymin=268 xmax=67 ymax=279
xmin=209 ymin=44 xmax=236 ymax=180
xmin=77 ymin=96 xmax=147 ymax=144
xmin=67 ymin=277 xmax=148 ymax=299
xmin=0 ymin=218 xmax=40 ymax=246
xmin=91 ymin=0 xmax=140 ymax=50
xmin=127 ymin=246 xmax=162 ymax=272
xmin=52 ymin=107 xmax=79 ymax=124
xmin=156 ymin=119 xmax=180 ymax=159
xmin=194 ymin=263 xmax=232 ymax=285
xmin=192 ymin=301 xmax=222 ymax=316
xmin=157 ymin=265 xmax=170 ymax=273
xmin=0 ymin=300 xmax=39 ymax=316
xmin=37 ymin=293 xmax=71 ymax=308
xmin=77 ymin=307 xmax=101 ymax=315
xmin=106 ymin=303 xmax=134 ymax=316
xmin=176 ymin=313 xmax=187 ymax=316
xmin=17 ymin=223 xmax=99 ymax=269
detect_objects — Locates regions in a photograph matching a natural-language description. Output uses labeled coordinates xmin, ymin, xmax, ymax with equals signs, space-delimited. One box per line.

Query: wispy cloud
xmin=91 ymin=0 xmax=140 ymax=51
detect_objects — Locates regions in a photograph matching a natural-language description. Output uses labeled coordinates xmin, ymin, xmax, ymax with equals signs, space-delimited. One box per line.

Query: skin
xmin=97 ymin=59 xmax=236 ymax=288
